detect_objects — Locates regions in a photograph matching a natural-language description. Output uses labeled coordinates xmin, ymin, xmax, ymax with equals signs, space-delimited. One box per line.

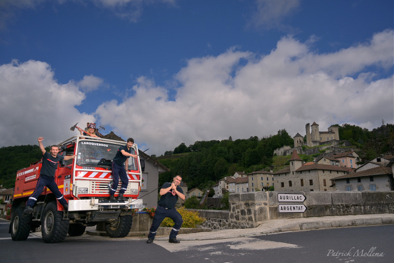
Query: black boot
xmin=23 ymin=206 xmax=33 ymax=216
xmin=109 ymin=193 xmax=116 ymax=202
xmin=118 ymin=193 xmax=125 ymax=202
xmin=63 ymin=203 xmax=68 ymax=212
xmin=169 ymin=237 xmax=180 ymax=243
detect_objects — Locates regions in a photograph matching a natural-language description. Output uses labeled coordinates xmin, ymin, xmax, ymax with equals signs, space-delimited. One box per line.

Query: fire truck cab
xmin=10 ymin=135 xmax=142 ymax=243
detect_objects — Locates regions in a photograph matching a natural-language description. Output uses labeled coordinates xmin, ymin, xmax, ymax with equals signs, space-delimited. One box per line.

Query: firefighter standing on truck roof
xmin=24 ymin=137 xmax=75 ymax=215
xmin=146 ymin=175 xmax=185 ymax=244
xmin=109 ymin=138 xmax=138 ymax=202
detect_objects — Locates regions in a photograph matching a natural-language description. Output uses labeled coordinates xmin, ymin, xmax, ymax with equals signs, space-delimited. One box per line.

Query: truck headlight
xmin=78 ymin=187 xmax=88 ymax=194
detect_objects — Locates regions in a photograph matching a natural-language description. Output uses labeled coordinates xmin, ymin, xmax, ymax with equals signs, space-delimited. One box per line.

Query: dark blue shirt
xmin=158 ymin=182 xmax=184 ymax=209
xmin=113 ymin=145 xmax=133 ymax=167
xmin=40 ymin=152 xmax=64 ymax=177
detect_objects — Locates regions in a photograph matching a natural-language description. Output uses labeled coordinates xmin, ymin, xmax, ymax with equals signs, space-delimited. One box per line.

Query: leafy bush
xmin=220 ymin=192 xmax=230 ymax=210
xmin=160 ymin=207 xmax=205 ymax=228
xmin=184 ymin=196 xmax=200 ymax=209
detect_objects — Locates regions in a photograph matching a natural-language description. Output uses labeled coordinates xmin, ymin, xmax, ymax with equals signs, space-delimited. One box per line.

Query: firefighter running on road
xmin=147 ymin=175 xmax=185 ymax=244
xmin=24 ymin=137 xmax=75 ymax=215
xmin=110 ymin=138 xmax=138 ymax=201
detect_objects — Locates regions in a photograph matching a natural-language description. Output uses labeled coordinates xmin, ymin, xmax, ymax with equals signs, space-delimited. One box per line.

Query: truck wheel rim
xmin=44 ymin=211 xmax=55 ymax=234
xmin=12 ymin=215 xmax=19 ymax=233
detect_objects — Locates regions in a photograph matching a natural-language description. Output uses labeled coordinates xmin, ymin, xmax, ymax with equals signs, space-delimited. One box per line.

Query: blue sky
xmin=0 ymin=0 xmax=393 ymax=154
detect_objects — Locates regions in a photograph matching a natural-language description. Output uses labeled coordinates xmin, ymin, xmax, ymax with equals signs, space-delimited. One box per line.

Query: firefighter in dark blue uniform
xmin=24 ymin=137 xmax=75 ymax=215
xmin=109 ymin=138 xmax=138 ymax=201
xmin=147 ymin=175 xmax=185 ymax=244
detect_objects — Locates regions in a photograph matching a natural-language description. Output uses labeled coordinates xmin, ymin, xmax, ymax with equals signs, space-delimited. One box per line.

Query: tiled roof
xmin=384 ymin=155 xmax=394 ymax=160
xmin=248 ymin=171 xmax=273 ymax=175
xmin=331 ymin=151 xmax=355 ymax=158
xmin=332 ymin=166 xmax=392 ymax=180
xmin=236 ymin=171 xmax=246 ymax=175
xmin=290 ymin=150 xmax=303 ymax=161
xmin=296 ymin=163 xmax=350 ymax=172
xmin=273 ymin=166 xmax=290 ymax=175
xmin=312 ymin=122 xmax=318 ymax=126
xmin=294 ymin=133 xmax=303 ymax=138
xmin=304 ymin=162 xmax=314 ymax=165
xmin=235 ymin=177 xmax=248 ymax=184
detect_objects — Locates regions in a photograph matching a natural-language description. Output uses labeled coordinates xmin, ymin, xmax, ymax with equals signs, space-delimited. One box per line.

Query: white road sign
xmin=279 ymin=204 xmax=307 ymax=213
xmin=278 ymin=193 xmax=306 ymax=202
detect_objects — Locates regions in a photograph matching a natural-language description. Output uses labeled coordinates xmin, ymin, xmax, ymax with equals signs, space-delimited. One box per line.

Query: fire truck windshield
xmin=76 ymin=141 xmax=136 ymax=170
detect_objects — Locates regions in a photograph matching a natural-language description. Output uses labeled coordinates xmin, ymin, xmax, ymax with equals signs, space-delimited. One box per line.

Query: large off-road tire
xmin=41 ymin=202 xmax=69 ymax=243
xmin=11 ymin=206 xmax=31 ymax=241
xmin=105 ymin=215 xmax=133 ymax=238
xmin=68 ymin=224 xmax=86 ymax=236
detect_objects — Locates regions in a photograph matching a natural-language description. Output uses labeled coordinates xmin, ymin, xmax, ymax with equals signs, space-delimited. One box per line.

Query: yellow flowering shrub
xmin=160 ymin=207 xmax=205 ymax=228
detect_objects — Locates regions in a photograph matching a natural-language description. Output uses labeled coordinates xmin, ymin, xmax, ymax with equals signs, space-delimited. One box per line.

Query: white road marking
xmin=154 ymin=237 xmax=300 ymax=253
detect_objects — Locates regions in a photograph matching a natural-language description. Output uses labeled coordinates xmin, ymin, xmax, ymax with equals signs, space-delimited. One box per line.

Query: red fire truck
xmin=10 ymin=135 xmax=143 ymax=243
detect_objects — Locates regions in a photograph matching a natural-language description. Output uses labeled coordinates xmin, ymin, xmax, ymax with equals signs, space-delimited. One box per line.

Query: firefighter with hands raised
xmin=146 ymin=175 xmax=185 ymax=244
xmin=24 ymin=137 xmax=75 ymax=215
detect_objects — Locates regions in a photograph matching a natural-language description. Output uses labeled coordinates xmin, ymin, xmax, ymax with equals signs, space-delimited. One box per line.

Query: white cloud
xmin=77 ymin=74 xmax=104 ymax=92
xmin=0 ymin=60 xmax=95 ymax=147
xmin=95 ymin=30 xmax=394 ymax=155
xmin=250 ymin=0 xmax=301 ymax=30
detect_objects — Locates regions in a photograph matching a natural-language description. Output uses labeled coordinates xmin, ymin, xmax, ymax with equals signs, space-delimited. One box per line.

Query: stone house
xmin=331 ymin=151 xmax=359 ymax=169
xmin=274 ymin=150 xmax=350 ymax=192
xmin=235 ymin=177 xmax=248 ymax=193
xmin=0 ymin=188 xmax=13 ymax=218
xmin=316 ymin=156 xmax=340 ymax=166
xmin=186 ymin=188 xmax=203 ymax=199
xmin=248 ymin=171 xmax=274 ymax=192
xmin=213 ymin=172 xmax=247 ymax=198
xmin=332 ymin=164 xmax=394 ymax=192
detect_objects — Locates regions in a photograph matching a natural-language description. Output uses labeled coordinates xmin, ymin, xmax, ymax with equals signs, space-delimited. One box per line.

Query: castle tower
xmin=290 ymin=150 xmax=303 ymax=173
xmin=328 ymin=125 xmax=340 ymax=140
xmin=305 ymin=123 xmax=312 ymax=146
xmin=293 ymin=133 xmax=303 ymax=148
xmin=311 ymin=122 xmax=320 ymax=142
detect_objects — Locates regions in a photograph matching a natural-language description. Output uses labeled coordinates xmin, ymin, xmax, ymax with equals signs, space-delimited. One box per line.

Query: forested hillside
xmin=0 ymin=145 xmax=43 ymax=188
xmin=0 ymin=124 xmax=392 ymax=190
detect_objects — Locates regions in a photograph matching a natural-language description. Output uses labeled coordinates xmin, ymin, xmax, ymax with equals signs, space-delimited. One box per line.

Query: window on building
xmin=267 ymin=177 xmax=269 ymax=181
xmin=320 ymin=137 xmax=322 ymax=140
xmin=252 ymin=177 xmax=254 ymax=181
xmin=261 ymin=182 xmax=263 ymax=186
xmin=281 ymin=182 xmax=284 ymax=187
xmin=342 ymin=159 xmax=345 ymax=163
xmin=292 ymin=171 xmax=294 ymax=175
xmin=323 ymin=179 xmax=326 ymax=186
xmin=346 ymin=179 xmax=350 ymax=184
xmin=301 ymin=179 xmax=304 ymax=186
xmin=346 ymin=186 xmax=352 ymax=191
xmin=324 ymin=189 xmax=327 ymax=191
xmin=369 ymin=184 xmax=376 ymax=191
xmin=252 ymin=183 xmax=254 ymax=187
xmin=370 ymin=176 xmax=374 ymax=182
xmin=310 ymin=189 xmax=314 ymax=191
xmin=357 ymin=178 xmax=361 ymax=183
xmin=350 ymin=159 xmax=353 ymax=164
xmin=357 ymin=185 xmax=363 ymax=191
xmin=272 ymin=183 xmax=274 ymax=186
xmin=267 ymin=183 xmax=269 ymax=186
xmin=272 ymin=178 xmax=274 ymax=181
xmin=309 ymin=180 xmax=313 ymax=185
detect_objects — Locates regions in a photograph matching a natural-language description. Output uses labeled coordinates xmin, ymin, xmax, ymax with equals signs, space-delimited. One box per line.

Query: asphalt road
xmin=1 ymin=219 xmax=393 ymax=263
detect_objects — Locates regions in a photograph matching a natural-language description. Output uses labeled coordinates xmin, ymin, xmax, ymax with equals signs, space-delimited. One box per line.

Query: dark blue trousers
xmin=148 ymin=206 xmax=183 ymax=239
xmin=111 ymin=162 xmax=128 ymax=194
xmin=26 ymin=175 xmax=67 ymax=207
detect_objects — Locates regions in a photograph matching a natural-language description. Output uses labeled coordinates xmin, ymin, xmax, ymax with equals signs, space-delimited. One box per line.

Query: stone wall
xmin=191 ymin=191 xmax=394 ymax=230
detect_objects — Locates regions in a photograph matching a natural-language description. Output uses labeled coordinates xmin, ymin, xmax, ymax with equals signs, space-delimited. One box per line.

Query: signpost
xmin=278 ymin=193 xmax=306 ymax=202
xmin=279 ymin=204 xmax=307 ymax=213
xmin=278 ymin=193 xmax=307 ymax=213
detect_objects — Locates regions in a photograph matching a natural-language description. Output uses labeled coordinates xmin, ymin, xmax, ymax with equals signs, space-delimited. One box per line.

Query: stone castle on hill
xmin=274 ymin=122 xmax=343 ymax=157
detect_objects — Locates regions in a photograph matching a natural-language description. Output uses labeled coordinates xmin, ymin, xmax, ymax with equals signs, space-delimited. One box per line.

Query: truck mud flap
xmin=90 ymin=211 xmax=121 ymax=222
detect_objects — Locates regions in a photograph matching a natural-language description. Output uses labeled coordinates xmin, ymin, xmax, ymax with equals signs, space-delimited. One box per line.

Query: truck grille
xmin=89 ymin=181 xmax=137 ymax=195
